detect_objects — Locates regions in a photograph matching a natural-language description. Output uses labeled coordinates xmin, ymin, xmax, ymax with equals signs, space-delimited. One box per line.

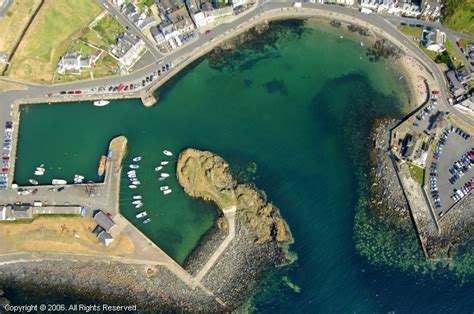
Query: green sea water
xmin=12 ymin=20 xmax=474 ymax=312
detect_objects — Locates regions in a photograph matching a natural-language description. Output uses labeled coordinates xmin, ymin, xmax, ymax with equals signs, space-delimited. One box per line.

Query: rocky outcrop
xmin=177 ymin=148 xmax=293 ymax=245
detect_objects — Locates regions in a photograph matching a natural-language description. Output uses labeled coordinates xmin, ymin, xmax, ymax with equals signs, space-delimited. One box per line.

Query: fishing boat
xmin=98 ymin=155 xmax=107 ymax=176
xmin=52 ymin=179 xmax=67 ymax=185
xmin=93 ymin=100 xmax=110 ymax=107
xmin=163 ymin=150 xmax=173 ymax=156
xmin=143 ymin=218 xmax=151 ymax=224
xmin=160 ymin=186 xmax=169 ymax=191
xmin=29 ymin=179 xmax=38 ymax=185
xmin=160 ymin=161 xmax=169 ymax=166
xmin=132 ymin=156 xmax=142 ymax=162
xmin=135 ymin=203 xmax=143 ymax=209
xmin=163 ymin=189 xmax=172 ymax=195
xmin=129 ymin=185 xmax=137 ymax=189
xmin=129 ymin=164 xmax=139 ymax=169
xmin=136 ymin=211 xmax=147 ymax=219
xmin=133 ymin=195 xmax=142 ymax=200
xmin=160 ymin=173 xmax=169 ymax=178
xmin=154 ymin=166 xmax=163 ymax=171
xmin=132 ymin=200 xmax=142 ymax=205
xmin=34 ymin=171 xmax=44 ymax=176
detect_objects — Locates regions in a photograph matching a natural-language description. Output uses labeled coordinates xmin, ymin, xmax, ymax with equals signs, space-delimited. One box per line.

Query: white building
xmin=422 ymin=29 xmax=446 ymax=53
xmin=56 ymin=52 xmax=93 ymax=74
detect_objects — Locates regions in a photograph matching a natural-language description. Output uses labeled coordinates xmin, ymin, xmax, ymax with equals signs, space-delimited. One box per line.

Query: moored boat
xmin=160 ymin=186 xmax=169 ymax=191
xmin=154 ymin=166 xmax=163 ymax=171
xmin=36 ymin=167 xmax=45 ymax=172
xmin=160 ymin=173 xmax=169 ymax=178
xmin=93 ymin=100 xmax=110 ymax=107
xmin=98 ymin=155 xmax=107 ymax=176
xmin=129 ymin=185 xmax=137 ymax=189
xmin=132 ymin=156 xmax=142 ymax=162
xmin=133 ymin=195 xmax=142 ymax=200
xmin=143 ymin=218 xmax=151 ymax=224
xmin=158 ymin=177 xmax=166 ymax=181
xmin=129 ymin=164 xmax=139 ymax=169
xmin=132 ymin=200 xmax=142 ymax=205
xmin=163 ymin=150 xmax=173 ymax=156
xmin=29 ymin=179 xmax=38 ymax=185
xmin=160 ymin=161 xmax=169 ymax=166
xmin=34 ymin=171 xmax=44 ymax=176
xmin=163 ymin=189 xmax=172 ymax=195
xmin=135 ymin=203 xmax=143 ymax=209
xmin=136 ymin=211 xmax=147 ymax=218
xmin=132 ymin=181 xmax=141 ymax=185
xmin=52 ymin=179 xmax=67 ymax=185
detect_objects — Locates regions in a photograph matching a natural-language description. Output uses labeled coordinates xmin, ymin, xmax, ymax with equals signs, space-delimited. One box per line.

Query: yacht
xmin=93 ymin=100 xmax=110 ymax=107
xmin=127 ymin=170 xmax=136 ymax=175
xmin=132 ymin=200 xmax=142 ymax=205
xmin=158 ymin=177 xmax=166 ymax=181
xmin=133 ymin=195 xmax=142 ymax=200
xmin=160 ymin=161 xmax=169 ymax=166
xmin=29 ymin=179 xmax=38 ymax=185
xmin=160 ymin=186 xmax=169 ymax=191
xmin=136 ymin=211 xmax=147 ymax=219
xmin=143 ymin=218 xmax=151 ymax=224
xmin=154 ymin=166 xmax=163 ymax=171
xmin=52 ymin=179 xmax=67 ymax=185
xmin=135 ymin=203 xmax=143 ymax=209
xmin=36 ymin=166 xmax=45 ymax=172
xmin=132 ymin=156 xmax=142 ymax=162
xmin=163 ymin=150 xmax=173 ymax=156
xmin=34 ymin=171 xmax=44 ymax=176
xmin=132 ymin=181 xmax=141 ymax=185
xmin=163 ymin=189 xmax=172 ymax=195
xmin=129 ymin=164 xmax=139 ymax=169
xmin=160 ymin=173 xmax=169 ymax=178
xmin=129 ymin=185 xmax=137 ymax=189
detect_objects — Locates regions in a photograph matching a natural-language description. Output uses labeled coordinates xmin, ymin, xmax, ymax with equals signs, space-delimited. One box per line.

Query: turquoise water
xmin=12 ymin=20 xmax=474 ymax=311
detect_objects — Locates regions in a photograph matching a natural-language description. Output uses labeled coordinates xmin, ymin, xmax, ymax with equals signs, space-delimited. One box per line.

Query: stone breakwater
xmin=178 ymin=148 xmax=294 ymax=307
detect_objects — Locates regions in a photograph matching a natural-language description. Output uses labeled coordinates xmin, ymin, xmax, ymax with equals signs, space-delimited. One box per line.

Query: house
xmin=446 ymin=70 xmax=467 ymax=97
xmin=110 ymin=33 xmax=146 ymax=69
xmin=92 ymin=225 xmax=114 ymax=246
xmin=151 ymin=26 xmax=167 ymax=45
xmin=168 ymin=4 xmax=195 ymax=34
xmin=421 ymin=29 xmax=446 ymax=53
xmin=56 ymin=52 xmax=93 ymax=74
xmin=93 ymin=210 xmax=115 ymax=232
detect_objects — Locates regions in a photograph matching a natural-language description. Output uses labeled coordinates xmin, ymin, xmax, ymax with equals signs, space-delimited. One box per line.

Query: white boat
xmin=73 ymin=178 xmax=83 ymax=184
xmin=128 ymin=175 xmax=137 ymax=179
xmin=158 ymin=177 xmax=166 ymax=181
xmin=163 ymin=150 xmax=173 ymax=156
xmin=52 ymin=179 xmax=67 ymax=185
xmin=132 ymin=200 xmax=142 ymax=205
xmin=135 ymin=203 xmax=143 ymax=209
xmin=160 ymin=161 xmax=169 ymax=166
xmin=36 ymin=167 xmax=45 ymax=172
xmin=160 ymin=186 xmax=169 ymax=191
xmin=132 ymin=181 xmax=141 ymax=185
xmin=127 ymin=170 xmax=136 ymax=175
xmin=133 ymin=195 xmax=142 ymax=200
xmin=29 ymin=179 xmax=38 ymax=185
xmin=93 ymin=100 xmax=110 ymax=107
xmin=129 ymin=164 xmax=139 ymax=169
xmin=132 ymin=156 xmax=142 ymax=162
xmin=143 ymin=218 xmax=151 ymax=224
xmin=160 ymin=173 xmax=169 ymax=178
xmin=129 ymin=185 xmax=137 ymax=189
xmin=154 ymin=166 xmax=163 ymax=171
xmin=34 ymin=171 xmax=44 ymax=176
xmin=163 ymin=189 xmax=172 ymax=195
xmin=74 ymin=174 xmax=84 ymax=180
xmin=136 ymin=211 xmax=147 ymax=219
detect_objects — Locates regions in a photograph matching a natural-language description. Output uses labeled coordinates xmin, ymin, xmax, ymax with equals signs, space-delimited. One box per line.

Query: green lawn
xmin=398 ymin=26 xmax=422 ymax=38
xmin=445 ymin=39 xmax=464 ymax=68
xmin=407 ymin=162 xmax=425 ymax=185
xmin=442 ymin=0 xmax=474 ymax=35
xmin=92 ymin=14 xmax=125 ymax=46
xmin=7 ymin=0 xmax=102 ymax=83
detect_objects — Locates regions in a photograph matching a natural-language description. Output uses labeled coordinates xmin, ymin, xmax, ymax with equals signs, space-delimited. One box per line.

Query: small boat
xmin=132 ymin=200 xmax=142 ymax=205
xmin=143 ymin=218 xmax=151 ymax=224
xmin=360 ymin=41 xmax=364 ymax=47
xmin=29 ymin=179 xmax=38 ymax=185
xmin=154 ymin=166 xmax=163 ymax=171
xmin=127 ymin=170 xmax=136 ymax=175
xmin=74 ymin=174 xmax=84 ymax=180
xmin=163 ymin=150 xmax=173 ymax=156
xmin=136 ymin=211 xmax=147 ymax=219
xmin=158 ymin=177 xmax=166 ymax=181
xmin=132 ymin=156 xmax=142 ymax=162
xmin=160 ymin=173 xmax=169 ymax=178
xmin=160 ymin=186 xmax=169 ymax=191
xmin=128 ymin=175 xmax=137 ymax=179
xmin=133 ymin=195 xmax=142 ymax=200
xmin=135 ymin=203 xmax=143 ymax=209
xmin=129 ymin=185 xmax=137 ymax=189
xmin=132 ymin=181 xmax=141 ymax=185
xmin=36 ymin=167 xmax=45 ymax=172
xmin=129 ymin=164 xmax=139 ymax=169
xmin=163 ymin=189 xmax=172 ymax=195
xmin=52 ymin=179 xmax=67 ymax=185
xmin=93 ymin=100 xmax=110 ymax=107
xmin=34 ymin=171 xmax=44 ymax=176
xmin=74 ymin=179 xmax=83 ymax=184
xmin=98 ymin=155 xmax=107 ymax=176
xmin=160 ymin=161 xmax=169 ymax=166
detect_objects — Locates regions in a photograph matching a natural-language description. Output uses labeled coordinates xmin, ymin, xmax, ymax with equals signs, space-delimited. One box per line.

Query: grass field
xmin=6 ymin=0 xmax=102 ymax=83
xmin=0 ymin=0 xmax=42 ymax=55
xmin=92 ymin=14 xmax=125 ymax=46
xmin=407 ymin=162 xmax=425 ymax=185
xmin=442 ymin=0 xmax=474 ymax=35
xmin=445 ymin=40 xmax=464 ymax=68
xmin=398 ymin=26 xmax=422 ymax=38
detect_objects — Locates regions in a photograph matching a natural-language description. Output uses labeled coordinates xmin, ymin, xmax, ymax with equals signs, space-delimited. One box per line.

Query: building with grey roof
xmin=93 ymin=210 xmax=115 ymax=232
